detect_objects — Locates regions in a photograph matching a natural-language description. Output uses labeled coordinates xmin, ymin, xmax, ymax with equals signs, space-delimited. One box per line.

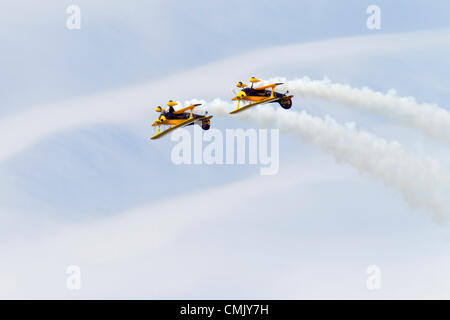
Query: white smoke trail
xmin=281 ymin=77 xmax=450 ymax=145
xmin=198 ymin=98 xmax=449 ymax=221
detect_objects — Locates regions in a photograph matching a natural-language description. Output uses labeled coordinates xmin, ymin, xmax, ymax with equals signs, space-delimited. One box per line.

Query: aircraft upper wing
xmin=173 ymin=103 xmax=202 ymax=115
xmin=253 ymin=83 xmax=284 ymax=90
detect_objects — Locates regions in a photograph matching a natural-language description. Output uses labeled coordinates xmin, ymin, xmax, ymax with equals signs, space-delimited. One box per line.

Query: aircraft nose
xmin=237 ymin=91 xmax=247 ymax=100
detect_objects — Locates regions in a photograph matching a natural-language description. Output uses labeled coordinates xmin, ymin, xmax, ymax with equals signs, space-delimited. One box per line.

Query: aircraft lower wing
xmin=150 ymin=115 xmax=212 ymax=140
xmin=229 ymin=96 xmax=292 ymax=114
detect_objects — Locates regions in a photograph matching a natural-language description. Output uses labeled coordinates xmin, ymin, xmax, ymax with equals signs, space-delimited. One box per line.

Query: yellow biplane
xmin=150 ymin=100 xmax=212 ymax=140
xmin=230 ymin=77 xmax=294 ymax=114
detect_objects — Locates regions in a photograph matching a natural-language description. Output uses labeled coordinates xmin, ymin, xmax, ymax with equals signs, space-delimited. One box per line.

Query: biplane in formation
xmin=150 ymin=100 xmax=212 ymax=140
xmin=230 ymin=77 xmax=294 ymax=114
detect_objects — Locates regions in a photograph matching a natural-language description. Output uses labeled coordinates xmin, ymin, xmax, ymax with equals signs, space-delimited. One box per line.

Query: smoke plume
xmin=282 ymin=77 xmax=450 ymax=145
xmin=202 ymin=98 xmax=449 ymax=221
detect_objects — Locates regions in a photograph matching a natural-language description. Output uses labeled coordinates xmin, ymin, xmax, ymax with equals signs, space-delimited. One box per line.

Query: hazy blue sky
xmin=1 ymin=1 xmax=450 ymax=298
